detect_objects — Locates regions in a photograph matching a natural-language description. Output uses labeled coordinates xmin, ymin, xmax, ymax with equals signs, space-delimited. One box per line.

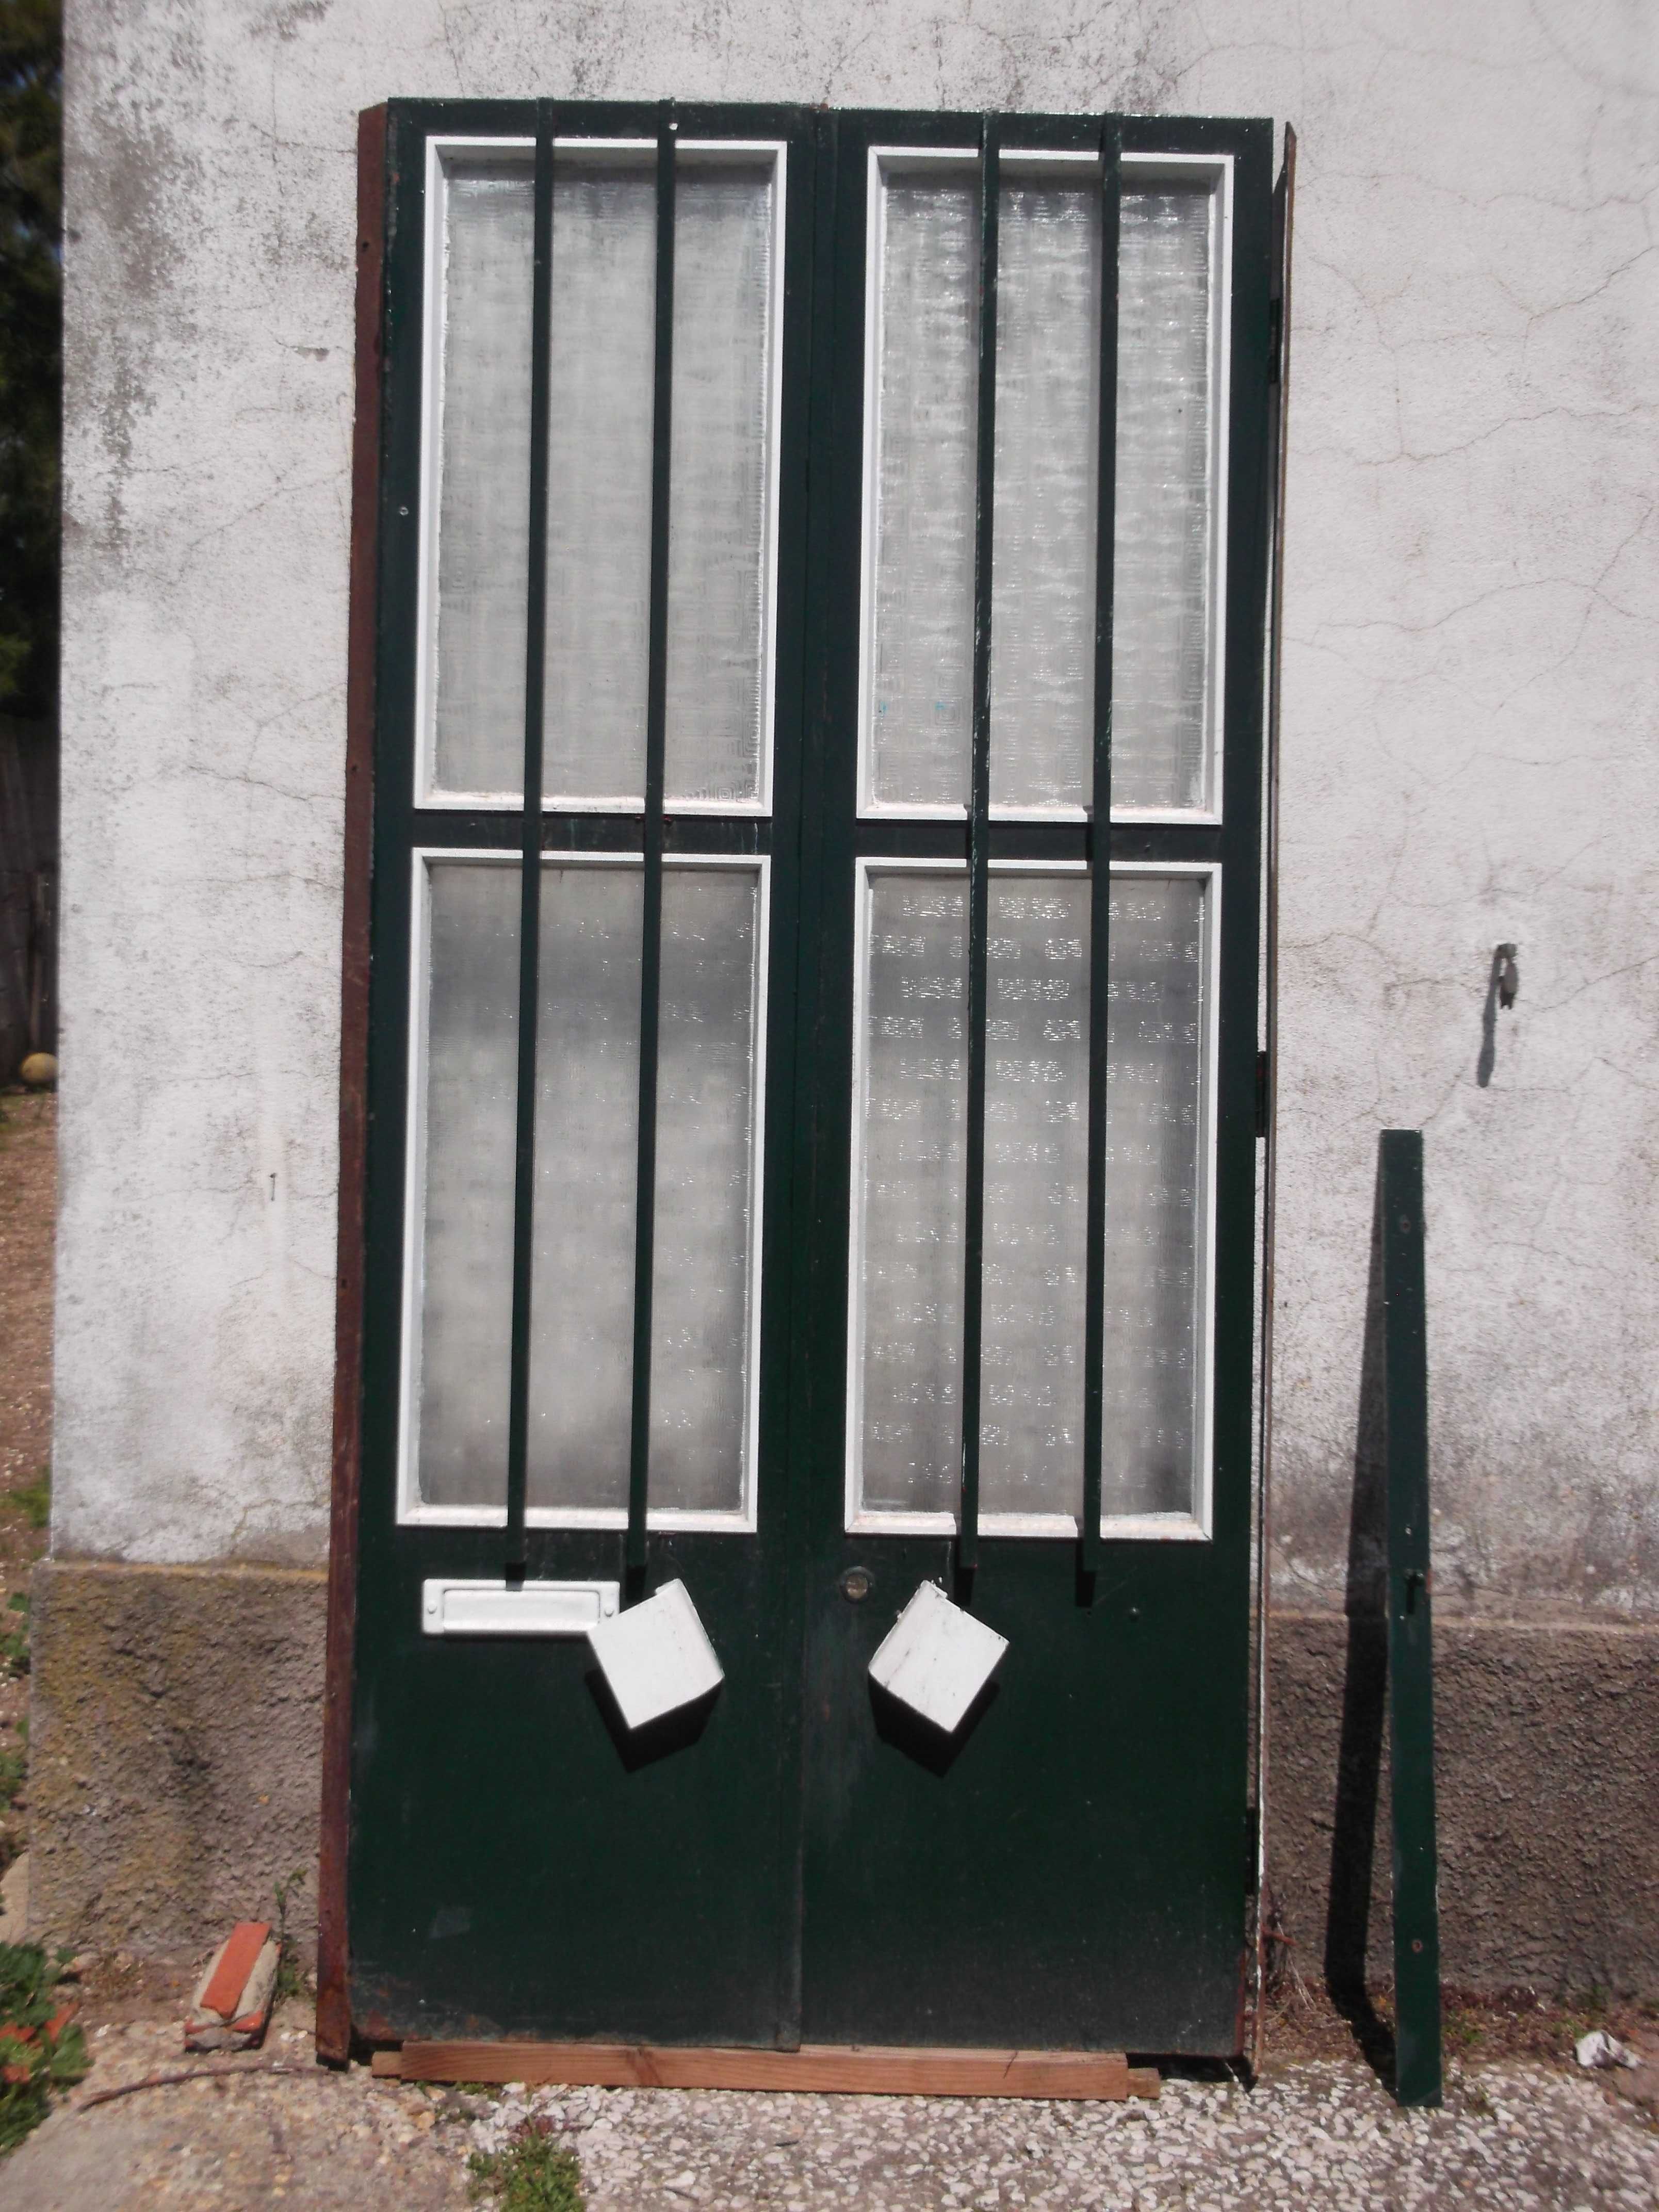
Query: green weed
xmin=0 ymin=1598 xmax=28 ymax=1678
xmin=0 ymin=1944 xmax=88 ymax=2153
xmin=272 ymin=1866 xmax=308 ymax=2006
xmin=0 ymin=1745 xmax=23 ymax=1813
xmin=13 ymin=1476 xmax=49 ymax=1533
xmin=467 ymin=2120 xmax=585 ymax=2211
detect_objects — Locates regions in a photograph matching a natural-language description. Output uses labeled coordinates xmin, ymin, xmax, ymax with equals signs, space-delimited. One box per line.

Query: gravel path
xmin=5 ymin=2002 xmax=1656 ymax=2209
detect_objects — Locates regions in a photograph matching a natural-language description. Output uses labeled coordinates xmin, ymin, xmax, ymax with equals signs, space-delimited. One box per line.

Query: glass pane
xmin=989 ymin=176 xmax=1100 ymax=812
xmin=665 ymin=164 xmax=776 ymax=805
xmin=1101 ymin=873 xmax=1207 ymax=1516
xmin=543 ymin=161 xmax=657 ymax=804
xmin=413 ymin=861 xmax=520 ymax=1505
xmin=525 ymin=865 xmax=644 ymax=1507
xmin=853 ymin=868 xmax=1208 ymax=1525
xmin=649 ymin=869 xmax=762 ymax=1508
xmin=866 ymin=171 xmax=979 ymax=810
xmin=853 ymin=873 xmax=1087 ymax=1519
xmin=1113 ymin=180 xmax=1218 ymax=812
xmin=431 ymin=160 xmax=534 ymax=799
xmin=525 ymin=863 xmax=761 ymax=1517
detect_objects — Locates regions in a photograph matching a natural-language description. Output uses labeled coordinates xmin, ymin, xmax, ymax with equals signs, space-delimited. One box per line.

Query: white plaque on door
xmin=868 ymin=1580 xmax=1009 ymax=1733
xmin=587 ymin=1578 xmax=725 ymax=1731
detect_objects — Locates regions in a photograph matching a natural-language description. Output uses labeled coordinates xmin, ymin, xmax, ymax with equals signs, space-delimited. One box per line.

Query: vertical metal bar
xmin=957 ymin=119 xmax=1000 ymax=1584
xmin=1079 ymin=123 xmax=1122 ymax=1582
xmin=626 ymin=105 xmax=677 ymax=1583
xmin=1252 ymin=119 xmax=1296 ymax=2079
xmin=503 ymin=104 xmax=557 ymax=1577
xmin=1380 ymin=1128 xmax=1443 ymax=2108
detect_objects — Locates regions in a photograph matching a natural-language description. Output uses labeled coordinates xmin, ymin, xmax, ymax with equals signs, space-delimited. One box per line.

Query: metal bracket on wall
xmin=1380 ymin=1128 xmax=1444 ymax=2108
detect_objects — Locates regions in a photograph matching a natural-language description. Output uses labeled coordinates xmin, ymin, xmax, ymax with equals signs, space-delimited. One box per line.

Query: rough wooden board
xmin=375 ymin=2042 xmax=1159 ymax=2100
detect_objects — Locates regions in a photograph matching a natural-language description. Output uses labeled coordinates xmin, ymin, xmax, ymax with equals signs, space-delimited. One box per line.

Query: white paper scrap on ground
xmin=1576 ymin=2029 xmax=1640 ymax=2070
xmin=868 ymin=1580 xmax=1009 ymax=1733
xmin=587 ymin=1577 xmax=725 ymax=1731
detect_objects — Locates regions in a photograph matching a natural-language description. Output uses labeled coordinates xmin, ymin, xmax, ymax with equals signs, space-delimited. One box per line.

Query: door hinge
xmin=1254 ymin=1050 xmax=1270 ymax=1140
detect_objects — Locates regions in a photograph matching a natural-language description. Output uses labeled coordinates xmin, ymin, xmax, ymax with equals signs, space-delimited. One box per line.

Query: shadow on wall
xmin=1323 ymin=1147 xmax=1396 ymax=2078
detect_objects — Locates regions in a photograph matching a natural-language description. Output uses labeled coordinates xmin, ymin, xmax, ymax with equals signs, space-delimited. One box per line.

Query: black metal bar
xmin=1380 ymin=1128 xmax=1442 ymax=2108
xmin=503 ymin=104 xmax=557 ymax=1577
xmin=1079 ymin=122 xmax=1122 ymax=1582
xmin=626 ymin=104 xmax=677 ymax=1583
xmin=957 ymin=119 xmax=999 ymax=1584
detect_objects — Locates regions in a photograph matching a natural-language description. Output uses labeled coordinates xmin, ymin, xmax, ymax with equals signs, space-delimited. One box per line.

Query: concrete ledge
xmin=28 ymin=1559 xmax=326 ymax=1960
xmin=25 ymin=1562 xmax=1658 ymax=1996
xmin=1270 ymin=1610 xmax=1659 ymax=1996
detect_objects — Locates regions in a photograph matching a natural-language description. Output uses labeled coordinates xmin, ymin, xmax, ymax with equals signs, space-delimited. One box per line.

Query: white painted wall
xmin=58 ymin=1 xmax=1659 ymax=1614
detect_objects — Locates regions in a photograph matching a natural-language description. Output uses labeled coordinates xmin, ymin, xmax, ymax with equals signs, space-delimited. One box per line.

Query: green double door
xmin=348 ymin=101 xmax=1272 ymax=2057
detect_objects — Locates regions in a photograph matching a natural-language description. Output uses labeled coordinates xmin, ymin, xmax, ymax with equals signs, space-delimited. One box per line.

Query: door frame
xmin=317 ymin=100 xmax=1283 ymax=2065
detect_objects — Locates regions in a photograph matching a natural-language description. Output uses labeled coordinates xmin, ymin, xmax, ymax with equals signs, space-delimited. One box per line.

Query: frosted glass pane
xmin=1101 ymin=874 xmax=1206 ymax=1515
xmin=855 ymin=873 xmax=1087 ymax=1519
xmin=543 ymin=162 xmax=656 ymax=804
xmin=1113 ymin=182 xmax=1217 ymax=812
xmin=855 ymin=874 xmax=967 ymax=1512
xmin=525 ymin=864 xmax=760 ymax=1516
xmin=867 ymin=174 xmax=979 ymax=809
xmin=525 ymin=865 xmax=644 ymax=1508
xmin=665 ymin=166 xmax=775 ymax=805
xmin=649 ymin=869 xmax=762 ymax=1509
xmin=431 ymin=162 xmax=534 ymax=798
xmin=414 ymin=862 xmax=520 ymax=1505
xmin=853 ymin=868 xmax=1207 ymax=1525
xmin=989 ymin=180 xmax=1100 ymax=812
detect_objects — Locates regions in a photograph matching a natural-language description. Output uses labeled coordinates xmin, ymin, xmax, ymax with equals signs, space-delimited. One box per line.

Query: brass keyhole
xmin=839 ymin=1567 xmax=873 ymax=1604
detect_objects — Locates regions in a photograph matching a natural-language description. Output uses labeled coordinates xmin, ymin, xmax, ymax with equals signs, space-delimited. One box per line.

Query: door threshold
xmin=370 ymin=2041 xmax=1160 ymax=2100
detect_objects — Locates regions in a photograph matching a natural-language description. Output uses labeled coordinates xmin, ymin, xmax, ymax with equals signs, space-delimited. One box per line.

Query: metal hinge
xmin=1255 ymin=1050 xmax=1270 ymax=1139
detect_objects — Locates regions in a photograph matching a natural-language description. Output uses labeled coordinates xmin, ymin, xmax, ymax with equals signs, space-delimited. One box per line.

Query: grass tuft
xmin=467 ymin=2118 xmax=585 ymax=2211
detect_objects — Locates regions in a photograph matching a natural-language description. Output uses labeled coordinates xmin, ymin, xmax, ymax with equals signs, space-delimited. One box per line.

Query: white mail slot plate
xmin=421 ymin=1579 xmax=620 ymax=1638
xmin=868 ymin=1580 xmax=1009 ymax=1733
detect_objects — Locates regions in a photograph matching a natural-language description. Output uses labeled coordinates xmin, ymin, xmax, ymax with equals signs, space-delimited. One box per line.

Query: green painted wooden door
xmin=348 ymin=101 xmax=1273 ymax=2057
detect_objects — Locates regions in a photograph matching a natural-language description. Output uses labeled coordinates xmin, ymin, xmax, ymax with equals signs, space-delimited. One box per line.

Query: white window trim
xmin=843 ymin=854 xmax=1221 ymax=1542
xmin=855 ymin=145 xmax=1234 ymax=829
xmin=413 ymin=135 xmax=788 ymax=821
xmin=397 ymin=845 xmax=771 ymax=1535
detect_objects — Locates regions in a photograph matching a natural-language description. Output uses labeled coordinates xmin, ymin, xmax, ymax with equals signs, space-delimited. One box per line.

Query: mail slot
xmin=420 ymin=1579 xmax=621 ymax=1637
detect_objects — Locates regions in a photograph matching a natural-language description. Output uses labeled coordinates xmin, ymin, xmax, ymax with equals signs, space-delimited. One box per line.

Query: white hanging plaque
xmin=587 ymin=1578 xmax=725 ymax=1732
xmin=868 ymin=1580 xmax=1009 ymax=1734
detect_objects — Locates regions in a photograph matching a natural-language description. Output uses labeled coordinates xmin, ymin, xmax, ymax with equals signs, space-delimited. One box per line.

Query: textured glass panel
xmin=431 ymin=162 xmax=534 ymax=798
xmin=989 ymin=180 xmax=1100 ymax=812
xmin=543 ymin=162 xmax=657 ymax=803
xmin=414 ymin=862 xmax=520 ymax=1505
xmin=854 ymin=869 xmax=1207 ymax=1525
xmin=980 ymin=879 xmax=1089 ymax=1512
xmin=867 ymin=174 xmax=979 ymax=809
xmin=1113 ymin=181 xmax=1217 ymax=811
xmin=524 ymin=864 xmax=760 ymax=1516
xmin=855 ymin=872 xmax=1086 ymax=1519
xmin=1101 ymin=873 xmax=1206 ymax=1515
xmin=649 ymin=869 xmax=762 ymax=1509
xmin=854 ymin=873 xmax=967 ymax=1512
xmin=525 ymin=865 xmax=643 ymax=1508
xmin=665 ymin=166 xmax=775 ymax=805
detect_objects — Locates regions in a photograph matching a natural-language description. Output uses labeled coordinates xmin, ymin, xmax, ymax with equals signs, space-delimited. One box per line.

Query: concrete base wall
xmin=29 ymin=1563 xmax=1658 ymax=1997
xmin=28 ymin=1560 xmax=326 ymax=1962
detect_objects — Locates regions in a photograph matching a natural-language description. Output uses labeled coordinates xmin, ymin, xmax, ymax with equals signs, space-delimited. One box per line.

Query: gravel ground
xmin=5 ymin=1998 xmax=1657 ymax=2209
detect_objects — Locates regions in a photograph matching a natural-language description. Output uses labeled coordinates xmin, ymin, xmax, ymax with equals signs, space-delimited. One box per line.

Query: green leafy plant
xmin=12 ymin=1476 xmax=49 ymax=1533
xmin=0 ymin=1743 xmax=23 ymax=1813
xmin=0 ymin=1598 xmax=27 ymax=1678
xmin=0 ymin=1943 xmax=86 ymax=2153
xmin=467 ymin=2119 xmax=585 ymax=2212
xmin=271 ymin=1865 xmax=308 ymax=2005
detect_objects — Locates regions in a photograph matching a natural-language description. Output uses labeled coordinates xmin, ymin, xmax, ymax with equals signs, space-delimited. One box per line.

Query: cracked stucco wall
xmin=57 ymin=2 xmax=1659 ymax=1617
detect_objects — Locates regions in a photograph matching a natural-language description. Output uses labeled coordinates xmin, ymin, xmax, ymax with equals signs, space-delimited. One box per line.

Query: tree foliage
xmin=0 ymin=0 xmax=60 ymax=717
